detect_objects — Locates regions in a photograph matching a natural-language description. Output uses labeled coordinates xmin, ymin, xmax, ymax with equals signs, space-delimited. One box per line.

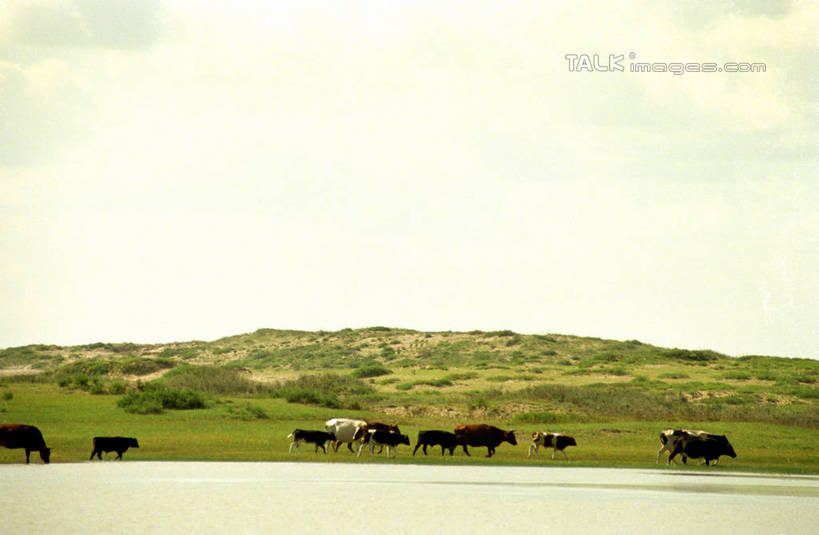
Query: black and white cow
xmin=359 ymin=430 xmax=410 ymax=458
xmin=658 ymin=429 xmax=716 ymax=464
xmin=287 ymin=429 xmax=336 ymax=453
xmin=527 ymin=431 xmax=577 ymax=460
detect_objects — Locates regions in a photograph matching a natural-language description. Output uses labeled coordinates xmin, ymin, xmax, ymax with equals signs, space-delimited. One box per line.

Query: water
xmin=2 ymin=462 xmax=818 ymax=534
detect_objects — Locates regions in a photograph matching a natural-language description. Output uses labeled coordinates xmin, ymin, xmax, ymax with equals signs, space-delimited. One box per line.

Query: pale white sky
xmin=1 ymin=1 xmax=817 ymax=358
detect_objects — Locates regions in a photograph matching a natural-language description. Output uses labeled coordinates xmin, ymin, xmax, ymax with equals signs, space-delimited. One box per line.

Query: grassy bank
xmin=1 ymin=384 xmax=817 ymax=473
xmin=1 ymin=327 xmax=817 ymax=472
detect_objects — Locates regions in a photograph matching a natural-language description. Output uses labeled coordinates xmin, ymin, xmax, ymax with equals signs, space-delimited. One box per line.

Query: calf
xmin=90 ymin=436 xmax=139 ymax=460
xmin=357 ymin=422 xmax=401 ymax=454
xmin=0 ymin=424 xmax=51 ymax=464
xmin=668 ymin=435 xmax=736 ymax=466
xmin=359 ymin=430 xmax=410 ymax=458
xmin=288 ymin=429 xmax=336 ymax=453
xmin=528 ymin=431 xmax=577 ymax=460
xmin=413 ymin=430 xmax=459 ymax=456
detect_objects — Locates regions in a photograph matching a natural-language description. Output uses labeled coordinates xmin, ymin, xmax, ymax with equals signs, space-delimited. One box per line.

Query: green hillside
xmin=2 ymin=327 xmax=817 ymax=427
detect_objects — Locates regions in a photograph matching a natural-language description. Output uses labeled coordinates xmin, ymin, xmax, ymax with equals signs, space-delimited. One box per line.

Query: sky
xmin=1 ymin=0 xmax=817 ymax=358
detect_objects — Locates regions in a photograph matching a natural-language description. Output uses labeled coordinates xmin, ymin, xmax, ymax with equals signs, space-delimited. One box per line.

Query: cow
xmin=658 ymin=429 xmax=717 ymax=464
xmin=358 ymin=422 xmax=401 ymax=454
xmin=325 ymin=418 xmax=368 ymax=453
xmin=527 ymin=431 xmax=577 ymax=460
xmin=90 ymin=436 xmax=139 ymax=460
xmin=453 ymin=424 xmax=517 ymax=457
xmin=413 ymin=430 xmax=460 ymax=456
xmin=0 ymin=424 xmax=51 ymax=464
xmin=668 ymin=435 xmax=736 ymax=466
xmin=287 ymin=429 xmax=336 ymax=453
xmin=358 ymin=430 xmax=410 ymax=458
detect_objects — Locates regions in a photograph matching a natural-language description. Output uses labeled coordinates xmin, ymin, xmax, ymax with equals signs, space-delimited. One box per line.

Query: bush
xmin=269 ymin=373 xmax=374 ymax=408
xmin=224 ymin=402 xmax=270 ymax=420
xmin=109 ymin=381 xmax=127 ymax=395
xmin=156 ymin=365 xmax=267 ymax=394
xmin=351 ymin=365 xmax=391 ymax=378
xmin=117 ymin=387 xmax=208 ymax=414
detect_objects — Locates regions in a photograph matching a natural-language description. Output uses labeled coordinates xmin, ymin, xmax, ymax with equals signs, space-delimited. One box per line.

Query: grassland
xmin=1 ymin=327 xmax=817 ymax=472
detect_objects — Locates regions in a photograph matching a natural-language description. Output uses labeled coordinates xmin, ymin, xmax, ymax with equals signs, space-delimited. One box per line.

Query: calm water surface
xmin=2 ymin=462 xmax=818 ymax=534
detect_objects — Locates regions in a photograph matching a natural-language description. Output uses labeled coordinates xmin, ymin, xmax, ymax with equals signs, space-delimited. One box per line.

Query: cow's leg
xmin=289 ymin=440 xmax=298 ymax=453
xmin=552 ymin=447 xmax=556 ymax=460
xmin=560 ymin=448 xmax=569 ymax=461
xmin=25 ymin=449 xmax=31 ymax=463
xmin=462 ymin=444 xmax=470 ymax=456
xmin=116 ymin=451 xmax=123 ymax=460
xmin=90 ymin=449 xmax=97 ymax=460
xmin=657 ymin=445 xmax=667 ymax=464
xmin=486 ymin=447 xmax=494 ymax=458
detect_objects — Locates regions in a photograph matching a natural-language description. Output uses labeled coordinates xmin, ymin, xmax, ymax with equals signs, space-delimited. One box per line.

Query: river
xmin=2 ymin=462 xmax=818 ymax=534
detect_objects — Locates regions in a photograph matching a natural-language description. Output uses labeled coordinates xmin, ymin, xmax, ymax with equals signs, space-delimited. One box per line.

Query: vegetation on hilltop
xmin=1 ymin=327 xmax=817 ymax=427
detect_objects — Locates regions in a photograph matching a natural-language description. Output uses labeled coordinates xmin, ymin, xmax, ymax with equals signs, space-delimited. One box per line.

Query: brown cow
xmin=0 ymin=424 xmax=51 ymax=464
xmin=453 ymin=424 xmax=517 ymax=457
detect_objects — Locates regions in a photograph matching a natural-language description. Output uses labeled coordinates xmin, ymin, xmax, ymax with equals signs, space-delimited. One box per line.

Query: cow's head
xmin=561 ymin=435 xmax=577 ymax=448
xmin=722 ymin=441 xmax=737 ymax=459
xmin=399 ymin=434 xmax=410 ymax=446
xmin=39 ymin=447 xmax=51 ymax=464
xmin=129 ymin=438 xmax=140 ymax=448
xmin=505 ymin=430 xmax=518 ymax=446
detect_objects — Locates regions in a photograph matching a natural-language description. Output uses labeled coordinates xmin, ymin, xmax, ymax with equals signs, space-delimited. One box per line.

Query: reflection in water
xmin=1 ymin=463 xmax=818 ymax=534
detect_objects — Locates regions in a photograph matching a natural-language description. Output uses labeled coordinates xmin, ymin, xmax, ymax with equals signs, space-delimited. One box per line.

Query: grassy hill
xmin=2 ymin=327 xmax=817 ymax=427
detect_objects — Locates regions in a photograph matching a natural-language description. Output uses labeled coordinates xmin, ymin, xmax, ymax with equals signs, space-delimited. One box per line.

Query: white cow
xmin=657 ymin=428 xmax=711 ymax=464
xmin=325 ymin=418 xmax=368 ymax=454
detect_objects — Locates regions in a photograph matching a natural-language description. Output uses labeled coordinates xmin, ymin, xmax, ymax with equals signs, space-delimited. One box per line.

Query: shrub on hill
xmin=269 ymin=373 xmax=374 ymax=409
xmin=350 ymin=365 xmax=391 ymax=378
xmin=117 ymin=386 xmax=208 ymax=414
xmin=155 ymin=364 xmax=268 ymax=394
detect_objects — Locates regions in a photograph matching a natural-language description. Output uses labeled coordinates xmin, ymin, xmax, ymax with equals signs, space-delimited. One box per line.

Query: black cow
xmin=288 ymin=429 xmax=336 ymax=453
xmin=668 ymin=435 xmax=736 ymax=466
xmin=0 ymin=424 xmax=51 ymax=464
xmin=413 ymin=430 xmax=460 ymax=456
xmin=90 ymin=436 xmax=139 ymax=460
xmin=454 ymin=424 xmax=517 ymax=457
xmin=359 ymin=430 xmax=410 ymax=458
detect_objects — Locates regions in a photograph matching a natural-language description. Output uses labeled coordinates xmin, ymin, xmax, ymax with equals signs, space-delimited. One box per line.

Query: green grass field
xmin=1 ymin=327 xmax=817 ymax=472
xmin=1 ymin=383 xmax=817 ymax=473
